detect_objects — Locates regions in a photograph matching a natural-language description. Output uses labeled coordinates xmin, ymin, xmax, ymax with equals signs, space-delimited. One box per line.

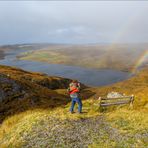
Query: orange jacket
xmin=69 ymin=87 xmax=79 ymax=94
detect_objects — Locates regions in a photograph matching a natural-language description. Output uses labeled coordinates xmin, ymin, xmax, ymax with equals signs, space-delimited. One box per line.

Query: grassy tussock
xmin=0 ymin=110 xmax=50 ymax=147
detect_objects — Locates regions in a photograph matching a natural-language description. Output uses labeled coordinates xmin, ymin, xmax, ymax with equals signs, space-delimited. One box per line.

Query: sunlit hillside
xmin=18 ymin=44 xmax=148 ymax=72
xmin=0 ymin=65 xmax=147 ymax=147
xmin=91 ymin=67 xmax=148 ymax=109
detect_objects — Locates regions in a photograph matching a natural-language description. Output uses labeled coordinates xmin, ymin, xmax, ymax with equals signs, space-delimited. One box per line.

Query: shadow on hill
xmin=0 ymin=86 xmax=95 ymax=124
xmin=0 ymin=65 xmax=94 ymax=123
xmin=80 ymin=89 xmax=96 ymax=100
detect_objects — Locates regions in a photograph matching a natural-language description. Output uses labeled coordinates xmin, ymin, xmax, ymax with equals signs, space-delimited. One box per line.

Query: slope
xmin=0 ymin=65 xmax=147 ymax=147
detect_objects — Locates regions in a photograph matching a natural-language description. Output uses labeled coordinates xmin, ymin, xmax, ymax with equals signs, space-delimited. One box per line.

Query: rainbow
xmin=107 ymin=12 xmax=141 ymax=50
xmin=132 ymin=50 xmax=148 ymax=73
xmin=106 ymin=11 xmax=148 ymax=74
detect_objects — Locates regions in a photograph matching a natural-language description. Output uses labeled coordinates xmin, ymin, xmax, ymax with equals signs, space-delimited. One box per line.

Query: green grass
xmin=19 ymin=50 xmax=70 ymax=64
xmin=18 ymin=45 xmax=148 ymax=72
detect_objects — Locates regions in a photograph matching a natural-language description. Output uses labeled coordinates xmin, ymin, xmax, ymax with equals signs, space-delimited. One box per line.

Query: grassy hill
xmin=91 ymin=68 xmax=148 ymax=109
xmin=0 ymin=65 xmax=78 ymax=122
xmin=0 ymin=65 xmax=147 ymax=147
xmin=18 ymin=44 xmax=148 ymax=72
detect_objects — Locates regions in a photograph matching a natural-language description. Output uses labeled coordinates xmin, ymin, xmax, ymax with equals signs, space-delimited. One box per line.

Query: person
xmin=67 ymin=80 xmax=82 ymax=113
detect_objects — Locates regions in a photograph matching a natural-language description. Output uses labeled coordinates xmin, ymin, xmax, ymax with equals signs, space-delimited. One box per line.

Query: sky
xmin=0 ymin=1 xmax=148 ymax=45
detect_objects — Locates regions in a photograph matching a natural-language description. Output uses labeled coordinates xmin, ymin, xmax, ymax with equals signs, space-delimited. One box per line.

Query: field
xmin=18 ymin=43 xmax=148 ymax=72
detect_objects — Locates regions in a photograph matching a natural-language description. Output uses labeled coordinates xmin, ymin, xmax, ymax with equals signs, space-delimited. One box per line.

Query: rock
xmin=107 ymin=91 xmax=124 ymax=98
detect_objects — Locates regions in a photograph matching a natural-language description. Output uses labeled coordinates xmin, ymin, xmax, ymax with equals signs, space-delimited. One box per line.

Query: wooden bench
xmin=97 ymin=95 xmax=134 ymax=108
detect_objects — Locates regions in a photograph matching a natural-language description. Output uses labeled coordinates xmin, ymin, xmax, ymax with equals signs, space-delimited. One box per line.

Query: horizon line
xmin=1 ymin=42 xmax=148 ymax=47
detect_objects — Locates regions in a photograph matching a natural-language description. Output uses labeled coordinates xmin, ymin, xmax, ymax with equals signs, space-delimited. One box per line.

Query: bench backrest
xmin=97 ymin=95 xmax=134 ymax=107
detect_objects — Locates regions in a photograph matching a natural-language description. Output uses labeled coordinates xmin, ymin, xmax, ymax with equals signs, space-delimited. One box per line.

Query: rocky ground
xmin=0 ymin=73 xmax=26 ymax=102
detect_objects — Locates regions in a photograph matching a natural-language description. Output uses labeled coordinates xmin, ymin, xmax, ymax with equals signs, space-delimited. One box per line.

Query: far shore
xmin=0 ymin=50 xmax=5 ymax=60
xmin=0 ymin=46 xmax=13 ymax=60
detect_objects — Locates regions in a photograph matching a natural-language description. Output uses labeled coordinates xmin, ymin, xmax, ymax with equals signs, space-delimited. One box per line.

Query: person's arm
xmin=77 ymin=82 xmax=81 ymax=91
xmin=67 ymin=86 xmax=71 ymax=94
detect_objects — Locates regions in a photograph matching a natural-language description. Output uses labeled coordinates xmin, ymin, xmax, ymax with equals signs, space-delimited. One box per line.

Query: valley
xmin=0 ymin=44 xmax=148 ymax=147
xmin=0 ymin=44 xmax=133 ymax=86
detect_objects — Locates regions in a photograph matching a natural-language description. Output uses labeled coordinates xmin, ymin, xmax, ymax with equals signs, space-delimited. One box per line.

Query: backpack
xmin=67 ymin=82 xmax=80 ymax=94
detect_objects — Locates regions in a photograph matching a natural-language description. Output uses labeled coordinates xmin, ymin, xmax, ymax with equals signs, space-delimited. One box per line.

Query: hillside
xmin=18 ymin=44 xmax=148 ymax=72
xmin=92 ymin=67 xmax=148 ymax=109
xmin=0 ymin=65 xmax=147 ymax=147
xmin=0 ymin=65 xmax=85 ymax=122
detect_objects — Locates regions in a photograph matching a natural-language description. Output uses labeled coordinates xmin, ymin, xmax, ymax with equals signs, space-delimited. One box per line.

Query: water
xmin=0 ymin=48 xmax=131 ymax=86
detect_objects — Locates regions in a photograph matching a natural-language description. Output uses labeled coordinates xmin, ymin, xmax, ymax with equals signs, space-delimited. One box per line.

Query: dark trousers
xmin=70 ymin=97 xmax=82 ymax=113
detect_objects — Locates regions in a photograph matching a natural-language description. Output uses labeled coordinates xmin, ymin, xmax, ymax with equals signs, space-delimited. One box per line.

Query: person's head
xmin=72 ymin=80 xmax=78 ymax=83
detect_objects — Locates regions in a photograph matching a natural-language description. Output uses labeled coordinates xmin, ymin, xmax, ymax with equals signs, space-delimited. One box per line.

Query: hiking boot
xmin=70 ymin=111 xmax=74 ymax=114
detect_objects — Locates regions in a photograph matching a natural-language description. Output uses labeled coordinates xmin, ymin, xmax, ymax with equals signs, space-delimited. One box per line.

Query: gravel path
xmin=20 ymin=115 xmax=136 ymax=148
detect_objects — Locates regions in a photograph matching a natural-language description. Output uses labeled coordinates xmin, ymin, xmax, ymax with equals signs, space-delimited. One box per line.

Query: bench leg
xmin=129 ymin=95 xmax=134 ymax=109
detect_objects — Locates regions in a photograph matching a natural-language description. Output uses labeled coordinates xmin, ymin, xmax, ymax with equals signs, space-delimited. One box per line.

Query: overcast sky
xmin=0 ymin=1 xmax=148 ymax=45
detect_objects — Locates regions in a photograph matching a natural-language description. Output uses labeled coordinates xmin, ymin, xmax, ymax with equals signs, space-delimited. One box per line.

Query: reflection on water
xmin=0 ymin=49 xmax=131 ymax=86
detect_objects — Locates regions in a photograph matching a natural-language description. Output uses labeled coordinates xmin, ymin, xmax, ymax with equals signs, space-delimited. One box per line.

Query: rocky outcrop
xmin=107 ymin=92 xmax=125 ymax=98
xmin=0 ymin=74 xmax=26 ymax=102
